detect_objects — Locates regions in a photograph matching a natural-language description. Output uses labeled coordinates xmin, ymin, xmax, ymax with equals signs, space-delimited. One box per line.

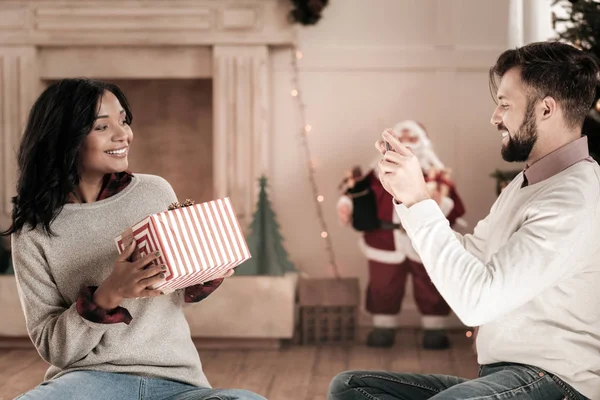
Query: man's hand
xmin=376 ymin=130 xmax=430 ymax=208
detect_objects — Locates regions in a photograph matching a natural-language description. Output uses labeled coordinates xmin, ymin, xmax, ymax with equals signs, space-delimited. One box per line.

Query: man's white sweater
xmin=395 ymin=141 xmax=600 ymax=398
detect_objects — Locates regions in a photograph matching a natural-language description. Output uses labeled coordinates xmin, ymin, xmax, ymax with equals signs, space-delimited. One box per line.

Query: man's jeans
xmin=15 ymin=370 xmax=266 ymax=400
xmin=328 ymin=362 xmax=588 ymax=400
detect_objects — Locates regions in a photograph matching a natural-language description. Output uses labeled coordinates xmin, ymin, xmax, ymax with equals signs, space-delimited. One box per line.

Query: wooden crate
xmin=297 ymin=277 xmax=360 ymax=345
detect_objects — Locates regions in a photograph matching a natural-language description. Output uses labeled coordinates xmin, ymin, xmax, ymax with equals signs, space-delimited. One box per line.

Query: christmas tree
xmin=553 ymin=0 xmax=600 ymax=161
xmin=236 ymin=175 xmax=296 ymax=276
xmin=553 ymin=0 xmax=600 ymax=60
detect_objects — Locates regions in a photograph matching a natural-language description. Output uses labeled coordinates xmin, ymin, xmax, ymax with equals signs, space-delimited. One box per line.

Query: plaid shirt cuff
xmin=76 ymin=286 xmax=133 ymax=325
xmin=184 ymin=278 xmax=224 ymax=303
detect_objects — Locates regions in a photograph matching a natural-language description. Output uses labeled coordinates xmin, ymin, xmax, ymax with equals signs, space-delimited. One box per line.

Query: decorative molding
xmin=220 ymin=7 xmax=259 ymax=31
xmin=273 ymin=46 xmax=506 ymax=71
xmin=39 ymin=46 xmax=213 ymax=80
xmin=0 ymin=47 xmax=39 ymax=216
xmin=0 ymin=6 xmax=28 ymax=30
xmin=213 ymin=45 xmax=270 ymax=230
xmin=0 ymin=1 xmax=294 ymax=46
xmin=35 ymin=7 xmax=212 ymax=31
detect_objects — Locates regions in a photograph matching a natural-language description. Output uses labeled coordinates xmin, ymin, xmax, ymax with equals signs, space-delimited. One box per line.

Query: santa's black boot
xmin=366 ymin=328 xmax=396 ymax=348
xmin=422 ymin=329 xmax=450 ymax=350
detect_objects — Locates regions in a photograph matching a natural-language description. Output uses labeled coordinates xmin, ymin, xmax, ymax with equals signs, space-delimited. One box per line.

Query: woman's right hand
xmin=93 ymin=241 xmax=167 ymax=310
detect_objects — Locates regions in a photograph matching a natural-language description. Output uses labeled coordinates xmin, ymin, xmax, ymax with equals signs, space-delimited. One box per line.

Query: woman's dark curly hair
xmin=0 ymin=78 xmax=132 ymax=237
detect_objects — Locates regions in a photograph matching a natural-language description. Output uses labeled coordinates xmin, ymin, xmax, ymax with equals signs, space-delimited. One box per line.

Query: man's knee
xmin=328 ymin=371 xmax=358 ymax=400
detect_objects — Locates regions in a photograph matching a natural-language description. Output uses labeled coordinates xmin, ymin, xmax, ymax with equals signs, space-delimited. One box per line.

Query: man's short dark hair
xmin=490 ymin=41 xmax=599 ymax=128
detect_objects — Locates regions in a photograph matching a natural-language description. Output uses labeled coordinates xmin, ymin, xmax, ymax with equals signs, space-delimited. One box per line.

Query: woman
xmin=1 ymin=79 xmax=265 ymax=400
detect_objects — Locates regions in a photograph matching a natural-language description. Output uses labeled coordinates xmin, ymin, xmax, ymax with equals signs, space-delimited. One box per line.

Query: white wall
xmin=269 ymin=0 xmax=555 ymax=326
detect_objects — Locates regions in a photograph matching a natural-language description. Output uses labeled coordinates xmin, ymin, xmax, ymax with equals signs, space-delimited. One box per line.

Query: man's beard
xmin=501 ymin=100 xmax=538 ymax=162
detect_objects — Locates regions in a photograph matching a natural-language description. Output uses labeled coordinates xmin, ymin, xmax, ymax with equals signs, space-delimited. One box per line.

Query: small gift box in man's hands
xmin=114 ymin=197 xmax=251 ymax=292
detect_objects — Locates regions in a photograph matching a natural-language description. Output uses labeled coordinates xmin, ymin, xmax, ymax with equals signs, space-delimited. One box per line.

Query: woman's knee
xmin=215 ymin=388 xmax=266 ymax=399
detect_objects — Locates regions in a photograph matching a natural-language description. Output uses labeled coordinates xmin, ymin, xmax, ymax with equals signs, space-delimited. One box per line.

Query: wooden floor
xmin=0 ymin=329 xmax=478 ymax=400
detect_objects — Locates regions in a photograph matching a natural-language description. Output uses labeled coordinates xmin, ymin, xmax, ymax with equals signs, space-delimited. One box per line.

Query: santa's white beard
xmin=411 ymin=146 xmax=427 ymax=161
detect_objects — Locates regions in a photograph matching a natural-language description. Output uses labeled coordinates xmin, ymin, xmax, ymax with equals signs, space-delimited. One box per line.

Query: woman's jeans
xmin=15 ymin=370 xmax=266 ymax=400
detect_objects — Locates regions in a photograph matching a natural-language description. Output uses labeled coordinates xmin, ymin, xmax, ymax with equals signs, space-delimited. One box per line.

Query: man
xmin=329 ymin=41 xmax=600 ymax=400
xmin=337 ymin=121 xmax=465 ymax=349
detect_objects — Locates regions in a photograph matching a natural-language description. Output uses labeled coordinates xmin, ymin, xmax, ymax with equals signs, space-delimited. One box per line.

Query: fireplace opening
xmin=46 ymin=78 xmax=214 ymax=204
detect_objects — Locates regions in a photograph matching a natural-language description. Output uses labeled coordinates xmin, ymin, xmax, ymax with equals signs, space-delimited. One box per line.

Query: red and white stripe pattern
xmin=115 ymin=197 xmax=251 ymax=290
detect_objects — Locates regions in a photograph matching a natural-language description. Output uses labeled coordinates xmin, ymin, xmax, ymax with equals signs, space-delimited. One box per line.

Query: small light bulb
xmin=291 ymin=89 xmax=299 ymax=97
xmin=466 ymin=331 xmax=473 ymax=338
xmin=296 ymin=50 xmax=303 ymax=59
xmin=321 ymin=231 xmax=328 ymax=238
xmin=317 ymin=195 xmax=324 ymax=202
xmin=305 ymin=124 xmax=312 ymax=132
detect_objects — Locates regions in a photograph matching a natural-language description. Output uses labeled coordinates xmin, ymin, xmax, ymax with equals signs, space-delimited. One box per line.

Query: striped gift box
xmin=114 ymin=197 xmax=251 ymax=291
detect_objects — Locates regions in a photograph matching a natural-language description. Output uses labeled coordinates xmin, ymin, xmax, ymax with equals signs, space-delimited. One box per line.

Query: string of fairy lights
xmin=289 ymin=45 xmax=340 ymax=278
xmin=289 ymin=41 xmax=475 ymax=339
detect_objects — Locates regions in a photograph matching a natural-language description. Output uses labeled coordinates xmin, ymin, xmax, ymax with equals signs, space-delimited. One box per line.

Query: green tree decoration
xmin=553 ymin=0 xmax=600 ymax=60
xmin=236 ymin=175 xmax=296 ymax=276
xmin=553 ymin=0 xmax=600 ymax=162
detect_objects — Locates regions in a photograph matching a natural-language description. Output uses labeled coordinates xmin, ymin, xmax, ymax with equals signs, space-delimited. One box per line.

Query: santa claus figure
xmin=337 ymin=120 xmax=465 ymax=349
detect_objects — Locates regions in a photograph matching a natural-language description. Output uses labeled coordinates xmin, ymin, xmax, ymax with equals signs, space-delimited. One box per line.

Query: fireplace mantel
xmin=0 ymin=0 xmax=294 ymax=46
xmin=0 ymin=0 xmax=295 ymax=229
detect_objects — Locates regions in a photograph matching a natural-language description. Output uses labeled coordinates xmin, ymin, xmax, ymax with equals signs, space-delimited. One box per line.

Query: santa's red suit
xmin=338 ymin=121 xmax=466 ymax=338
